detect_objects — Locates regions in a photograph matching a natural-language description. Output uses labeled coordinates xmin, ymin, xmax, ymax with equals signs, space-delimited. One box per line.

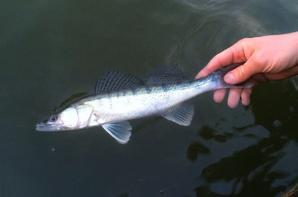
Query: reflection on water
xmin=189 ymin=82 xmax=298 ymax=196
xmin=0 ymin=0 xmax=298 ymax=196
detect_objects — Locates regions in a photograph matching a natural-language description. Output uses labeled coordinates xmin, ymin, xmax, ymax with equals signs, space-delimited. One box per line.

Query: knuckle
xmin=250 ymin=54 xmax=265 ymax=70
xmin=239 ymin=66 xmax=245 ymax=77
xmin=236 ymin=65 xmax=246 ymax=79
xmin=238 ymin=38 xmax=250 ymax=46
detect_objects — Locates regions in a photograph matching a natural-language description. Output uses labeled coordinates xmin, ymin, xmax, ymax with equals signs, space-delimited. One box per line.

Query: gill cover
xmin=60 ymin=107 xmax=78 ymax=128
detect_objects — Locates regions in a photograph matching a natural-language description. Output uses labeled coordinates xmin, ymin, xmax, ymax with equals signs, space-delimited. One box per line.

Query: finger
xmin=265 ymin=65 xmax=298 ymax=80
xmin=227 ymin=88 xmax=242 ymax=108
xmin=196 ymin=40 xmax=248 ymax=79
xmin=241 ymin=88 xmax=252 ymax=106
xmin=224 ymin=55 xmax=261 ymax=84
xmin=213 ymin=89 xmax=226 ymax=103
xmin=196 ymin=68 xmax=211 ymax=78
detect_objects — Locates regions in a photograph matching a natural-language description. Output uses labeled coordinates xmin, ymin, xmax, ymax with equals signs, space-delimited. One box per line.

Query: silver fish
xmin=36 ymin=65 xmax=251 ymax=144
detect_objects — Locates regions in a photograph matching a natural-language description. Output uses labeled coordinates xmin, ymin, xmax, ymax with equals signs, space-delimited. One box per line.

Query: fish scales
xmin=82 ymin=80 xmax=216 ymax=124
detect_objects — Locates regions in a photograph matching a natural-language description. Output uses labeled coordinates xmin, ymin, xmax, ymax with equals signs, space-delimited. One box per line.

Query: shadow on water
xmin=188 ymin=81 xmax=298 ymax=196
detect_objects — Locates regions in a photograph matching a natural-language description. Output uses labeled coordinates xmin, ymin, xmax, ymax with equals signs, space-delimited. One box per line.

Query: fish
xmin=36 ymin=64 xmax=252 ymax=144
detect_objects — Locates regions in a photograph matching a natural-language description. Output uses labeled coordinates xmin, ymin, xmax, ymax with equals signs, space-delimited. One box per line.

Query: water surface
xmin=0 ymin=0 xmax=298 ymax=196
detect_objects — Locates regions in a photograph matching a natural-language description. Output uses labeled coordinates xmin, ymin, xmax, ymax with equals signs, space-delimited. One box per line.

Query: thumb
xmin=224 ymin=58 xmax=259 ymax=84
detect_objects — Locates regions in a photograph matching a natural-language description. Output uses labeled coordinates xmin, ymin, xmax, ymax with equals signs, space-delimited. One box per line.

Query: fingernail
xmin=224 ymin=73 xmax=235 ymax=84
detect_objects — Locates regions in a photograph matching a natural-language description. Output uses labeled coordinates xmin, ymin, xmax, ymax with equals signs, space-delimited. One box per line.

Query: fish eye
xmin=49 ymin=115 xmax=58 ymax=122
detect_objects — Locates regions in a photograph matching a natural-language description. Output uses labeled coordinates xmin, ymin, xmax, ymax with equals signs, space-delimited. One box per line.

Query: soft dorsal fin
xmin=95 ymin=71 xmax=144 ymax=94
xmin=102 ymin=121 xmax=132 ymax=144
xmin=147 ymin=65 xmax=188 ymax=86
xmin=161 ymin=103 xmax=194 ymax=126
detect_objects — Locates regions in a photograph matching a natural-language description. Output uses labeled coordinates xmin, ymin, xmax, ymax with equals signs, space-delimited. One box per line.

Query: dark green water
xmin=1 ymin=0 xmax=298 ymax=196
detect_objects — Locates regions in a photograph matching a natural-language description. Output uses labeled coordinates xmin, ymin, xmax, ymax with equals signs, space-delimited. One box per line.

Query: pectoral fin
xmin=161 ymin=104 xmax=194 ymax=126
xmin=102 ymin=121 xmax=132 ymax=144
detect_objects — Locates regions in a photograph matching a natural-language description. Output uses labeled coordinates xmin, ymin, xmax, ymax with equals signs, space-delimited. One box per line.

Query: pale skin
xmin=196 ymin=32 xmax=298 ymax=108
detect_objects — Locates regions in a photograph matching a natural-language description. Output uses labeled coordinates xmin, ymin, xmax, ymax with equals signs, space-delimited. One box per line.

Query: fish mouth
xmin=36 ymin=122 xmax=62 ymax=132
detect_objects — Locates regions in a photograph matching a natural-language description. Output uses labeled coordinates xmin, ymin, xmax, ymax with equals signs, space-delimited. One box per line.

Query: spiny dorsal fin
xmin=101 ymin=121 xmax=132 ymax=144
xmin=95 ymin=71 xmax=144 ymax=94
xmin=147 ymin=65 xmax=188 ymax=86
xmin=161 ymin=103 xmax=194 ymax=126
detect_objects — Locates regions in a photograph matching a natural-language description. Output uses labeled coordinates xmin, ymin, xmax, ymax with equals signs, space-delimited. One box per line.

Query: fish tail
xmin=211 ymin=63 xmax=254 ymax=89
xmin=193 ymin=63 xmax=253 ymax=91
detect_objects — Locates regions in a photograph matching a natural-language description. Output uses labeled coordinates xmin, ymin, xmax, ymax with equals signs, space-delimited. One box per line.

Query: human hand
xmin=196 ymin=32 xmax=298 ymax=108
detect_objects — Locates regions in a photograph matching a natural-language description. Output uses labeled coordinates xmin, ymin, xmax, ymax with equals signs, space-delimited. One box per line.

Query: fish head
xmin=36 ymin=104 xmax=96 ymax=132
xmin=36 ymin=107 xmax=80 ymax=131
